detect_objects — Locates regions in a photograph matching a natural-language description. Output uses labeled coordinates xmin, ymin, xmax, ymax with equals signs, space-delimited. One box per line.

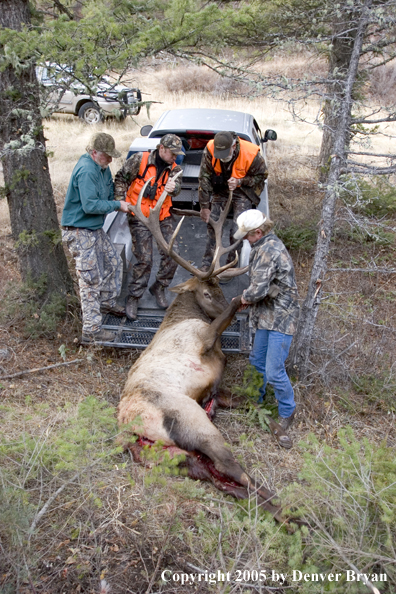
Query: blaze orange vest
xmin=207 ymin=137 xmax=260 ymax=180
xmin=126 ymin=152 xmax=176 ymax=220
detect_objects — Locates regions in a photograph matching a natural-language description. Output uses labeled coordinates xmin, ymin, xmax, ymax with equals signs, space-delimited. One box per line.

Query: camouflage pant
xmin=62 ymin=228 xmax=122 ymax=333
xmin=202 ymin=194 xmax=253 ymax=268
xmin=127 ymin=214 xmax=178 ymax=298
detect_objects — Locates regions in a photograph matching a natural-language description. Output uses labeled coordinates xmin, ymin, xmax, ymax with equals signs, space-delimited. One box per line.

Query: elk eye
xmin=203 ymin=291 xmax=212 ymax=300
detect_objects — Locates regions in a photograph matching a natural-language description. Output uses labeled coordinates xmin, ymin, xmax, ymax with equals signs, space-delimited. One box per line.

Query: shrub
xmin=163 ymin=65 xmax=247 ymax=95
xmin=341 ymin=176 xmax=396 ymax=218
xmin=368 ymin=62 xmax=396 ymax=105
xmin=351 ymin=372 xmax=396 ymax=412
xmin=283 ymin=427 xmax=396 ymax=593
xmin=276 ymin=223 xmax=318 ymax=251
xmin=0 ymin=396 xmax=120 ymax=586
xmin=232 ymin=364 xmax=276 ymax=430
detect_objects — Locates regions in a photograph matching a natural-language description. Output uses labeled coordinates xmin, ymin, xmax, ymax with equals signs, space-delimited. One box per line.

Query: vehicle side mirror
xmin=140 ymin=125 xmax=153 ymax=137
xmin=262 ymin=129 xmax=277 ymax=142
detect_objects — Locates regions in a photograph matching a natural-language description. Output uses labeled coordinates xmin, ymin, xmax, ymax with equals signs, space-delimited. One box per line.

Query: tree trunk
xmin=318 ymin=14 xmax=358 ymax=179
xmin=0 ymin=0 xmax=74 ymax=298
xmin=290 ymin=1 xmax=372 ymax=380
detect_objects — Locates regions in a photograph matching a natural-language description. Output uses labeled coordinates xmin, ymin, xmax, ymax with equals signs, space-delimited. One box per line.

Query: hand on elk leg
xmin=202 ymin=295 xmax=242 ymax=353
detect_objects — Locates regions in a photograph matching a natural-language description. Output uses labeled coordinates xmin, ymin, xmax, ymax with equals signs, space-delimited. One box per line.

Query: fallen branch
xmin=0 ymin=359 xmax=84 ymax=380
xmin=28 ymin=453 xmax=107 ymax=540
xmin=328 ymin=267 xmax=396 ymax=274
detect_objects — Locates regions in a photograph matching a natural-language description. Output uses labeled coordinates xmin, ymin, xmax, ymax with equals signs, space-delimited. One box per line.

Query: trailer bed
xmin=100 ymin=212 xmax=252 ymax=352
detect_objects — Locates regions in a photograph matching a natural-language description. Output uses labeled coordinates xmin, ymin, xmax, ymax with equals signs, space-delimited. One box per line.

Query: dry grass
xmin=37 ymin=59 xmax=396 ymax=216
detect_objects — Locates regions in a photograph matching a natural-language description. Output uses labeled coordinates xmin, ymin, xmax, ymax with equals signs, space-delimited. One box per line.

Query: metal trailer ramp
xmin=99 ymin=212 xmax=253 ymax=353
xmin=100 ymin=310 xmax=251 ymax=353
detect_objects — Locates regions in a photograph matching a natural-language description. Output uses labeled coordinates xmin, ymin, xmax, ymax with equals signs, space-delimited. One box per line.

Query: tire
xmin=129 ymin=103 xmax=141 ymax=116
xmin=115 ymin=109 xmax=127 ymax=122
xmin=129 ymin=89 xmax=142 ymax=116
xmin=78 ymin=102 xmax=103 ymax=124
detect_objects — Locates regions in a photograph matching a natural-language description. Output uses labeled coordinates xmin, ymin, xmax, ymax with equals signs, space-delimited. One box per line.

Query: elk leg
xmin=182 ymin=452 xmax=251 ymax=500
xmin=162 ymin=399 xmax=283 ymax=520
xmin=202 ymin=295 xmax=242 ymax=353
xmin=216 ymin=387 xmax=245 ymax=409
xmin=198 ymin=437 xmax=283 ymax=520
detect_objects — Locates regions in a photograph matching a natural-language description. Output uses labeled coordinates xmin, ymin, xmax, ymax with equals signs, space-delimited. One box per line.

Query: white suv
xmin=36 ymin=64 xmax=141 ymax=124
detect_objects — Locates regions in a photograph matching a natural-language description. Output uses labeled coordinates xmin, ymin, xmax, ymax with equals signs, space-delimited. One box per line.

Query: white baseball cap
xmin=234 ymin=209 xmax=267 ymax=240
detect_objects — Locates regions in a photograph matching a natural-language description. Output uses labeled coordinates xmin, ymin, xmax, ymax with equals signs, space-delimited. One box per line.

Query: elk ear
xmin=170 ymin=278 xmax=197 ymax=294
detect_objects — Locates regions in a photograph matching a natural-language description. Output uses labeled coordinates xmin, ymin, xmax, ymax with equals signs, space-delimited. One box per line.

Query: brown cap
xmin=86 ymin=133 xmax=121 ymax=158
xmin=213 ymin=131 xmax=234 ymax=159
xmin=158 ymin=134 xmax=184 ymax=155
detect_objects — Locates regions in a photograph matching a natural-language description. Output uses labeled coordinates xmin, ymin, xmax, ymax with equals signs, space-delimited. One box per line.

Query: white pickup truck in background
xmin=36 ymin=64 xmax=142 ymax=124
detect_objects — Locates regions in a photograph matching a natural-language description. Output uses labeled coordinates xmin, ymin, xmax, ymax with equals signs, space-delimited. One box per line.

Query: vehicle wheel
xmin=115 ymin=109 xmax=127 ymax=122
xmin=129 ymin=90 xmax=142 ymax=116
xmin=129 ymin=103 xmax=141 ymax=116
xmin=78 ymin=102 xmax=103 ymax=124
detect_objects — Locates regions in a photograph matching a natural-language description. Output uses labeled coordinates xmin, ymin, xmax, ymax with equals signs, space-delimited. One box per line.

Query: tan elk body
xmin=119 ymin=277 xmax=239 ymax=449
xmin=118 ymin=177 xmax=282 ymax=519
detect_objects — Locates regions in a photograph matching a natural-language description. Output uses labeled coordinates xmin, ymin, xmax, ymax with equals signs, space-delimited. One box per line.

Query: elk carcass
xmin=118 ymin=179 xmax=282 ymax=520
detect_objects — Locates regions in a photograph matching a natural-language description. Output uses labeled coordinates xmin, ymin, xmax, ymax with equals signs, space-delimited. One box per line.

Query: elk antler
xmin=128 ymin=180 xmax=248 ymax=280
xmin=127 ymin=172 xmax=214 ymax=280
xmin=173 ymin=191 xmax=249 ymax=279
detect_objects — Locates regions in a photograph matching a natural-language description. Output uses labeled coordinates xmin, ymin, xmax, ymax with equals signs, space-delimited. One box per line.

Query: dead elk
xmin=118 ymin=179 xmax=282 ymax=521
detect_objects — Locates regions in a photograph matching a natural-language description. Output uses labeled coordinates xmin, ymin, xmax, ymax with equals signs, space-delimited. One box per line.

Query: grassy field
xmin=0 ymin=61 xmax=396 ymax=594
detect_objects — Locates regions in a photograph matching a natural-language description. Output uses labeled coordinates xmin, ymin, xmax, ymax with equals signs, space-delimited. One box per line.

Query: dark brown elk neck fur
xmin=161 ymin=292 xmax=211 ymax=329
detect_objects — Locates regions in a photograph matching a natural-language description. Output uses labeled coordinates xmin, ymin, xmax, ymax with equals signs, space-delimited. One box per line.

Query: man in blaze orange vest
xmin=114 ymin=134 xmax=183 ymax=320
xmin=199 ymin=131 xmax=268 ymax=271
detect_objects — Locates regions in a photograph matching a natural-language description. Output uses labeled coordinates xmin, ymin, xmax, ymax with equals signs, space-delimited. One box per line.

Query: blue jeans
xmin=249 ymin=329 xmax=296 ymax=418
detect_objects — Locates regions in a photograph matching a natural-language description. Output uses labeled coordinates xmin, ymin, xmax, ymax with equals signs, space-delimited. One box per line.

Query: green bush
xmin=276 ymin=223 xmax=318 ymax=251
xmin=341 ymin=176 xmax=396 ymax=218
xmin=337 ymin=224 xmax=395 ymax=246
xmin=351 ymin=372 xmax=396 ymax=412
xmin=0 ymin=396 xmax=120 ymax=585
xmin=283 ymin=427 xmax=396 ymax=592
xmin=232 ymin=364 xmax=276 ymax=430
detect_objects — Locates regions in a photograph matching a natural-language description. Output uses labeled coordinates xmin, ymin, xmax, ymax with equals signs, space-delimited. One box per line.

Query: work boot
xmin=100 ymin=303 xmax=125 ymax=317
xmin=125 ymin=296 xmax=139 ymax=321
xmin=81 ymin=328 xmax=116 ymax=344
xmin=149 ymin=282 xmax=169 ymax=309
xmin=278 ymin=410 xmax=296 ymax=431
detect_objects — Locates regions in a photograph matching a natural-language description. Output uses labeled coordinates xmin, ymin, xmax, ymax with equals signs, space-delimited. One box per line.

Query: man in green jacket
xmin=61 ymin=133 xmax=130 ymax=343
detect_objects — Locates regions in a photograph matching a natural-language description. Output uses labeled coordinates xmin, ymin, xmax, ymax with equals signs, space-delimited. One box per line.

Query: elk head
xmin=170 ymin=276 xmax=229 ymax=319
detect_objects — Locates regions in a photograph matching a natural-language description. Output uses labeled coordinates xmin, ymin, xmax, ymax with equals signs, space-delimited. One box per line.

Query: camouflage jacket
xmin=114 ymin=150 xmax=182 ymax=200
xmin=198 ymin=135 xmax=268 ymax=209
xmin=243 ymin=232 xmax=300 ymax=335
